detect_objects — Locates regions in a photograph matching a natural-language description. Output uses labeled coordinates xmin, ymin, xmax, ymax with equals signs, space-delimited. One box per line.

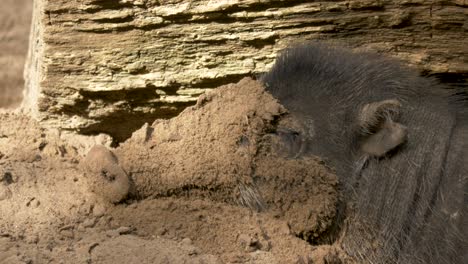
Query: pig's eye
xmin=277 ymin=128 xmax=301 ymax=144
xmin=273 ymin=127 xmax=305 ymax=158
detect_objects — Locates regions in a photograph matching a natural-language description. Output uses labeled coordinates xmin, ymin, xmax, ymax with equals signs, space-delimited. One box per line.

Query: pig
xmin=260 ymin=43 xmax=467 ymax=264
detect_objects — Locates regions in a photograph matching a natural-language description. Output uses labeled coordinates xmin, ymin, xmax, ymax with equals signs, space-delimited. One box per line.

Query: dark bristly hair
xmin=261 ymin=42 xmax=467 ymax=264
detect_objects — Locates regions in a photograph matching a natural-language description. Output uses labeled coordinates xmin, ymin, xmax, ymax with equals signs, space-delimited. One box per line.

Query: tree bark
xmin=23 ymin=0 xmax=468 ymax=142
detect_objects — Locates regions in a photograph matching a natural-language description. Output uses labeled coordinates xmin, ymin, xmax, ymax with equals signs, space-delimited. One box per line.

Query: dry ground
xmin=0 ymin=79 xmax=349 ymax=264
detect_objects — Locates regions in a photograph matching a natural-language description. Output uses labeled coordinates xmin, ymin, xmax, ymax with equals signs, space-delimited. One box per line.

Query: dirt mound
xmin=0 ymin=79 xmax=346 ymax=263
xmin=117 ymin=78 xmax=338 ymax=240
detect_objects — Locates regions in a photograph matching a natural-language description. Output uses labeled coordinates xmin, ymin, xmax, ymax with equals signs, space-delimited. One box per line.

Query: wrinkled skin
xmin=261 ymin=43 xmax=467 ymax=264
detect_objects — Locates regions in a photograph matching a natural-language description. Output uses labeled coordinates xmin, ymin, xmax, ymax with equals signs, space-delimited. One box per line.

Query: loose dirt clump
xmin=0 ymin=78 xmax=349 ymax=263
xmin=81 ymin=145 xmax=130 ymax=203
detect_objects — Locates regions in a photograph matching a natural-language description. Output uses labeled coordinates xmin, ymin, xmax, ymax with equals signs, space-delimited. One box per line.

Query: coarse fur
xmin=261 ymin=43 xmax=467 ymax=264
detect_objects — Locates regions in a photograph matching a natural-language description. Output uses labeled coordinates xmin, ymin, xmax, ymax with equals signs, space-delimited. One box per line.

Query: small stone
xmin=116 ymin=226 xmax=132 ymax=235
xmin=32 ymin=154 xmax=42 ymax=162
xmin=76 ymin=225 xmax=85 ymax=233
xmin=82 ymin=218 xmax=97 ymax=228
xmin=105 ymin=230 xmax=120 ymax=237
xmin=188 ymin=246 xmax=200 ymax=256
xmin=60 ymin=229 xmax=74 ymax=239
xmin=277 ymin=222 xmax=291 ymax=235
xmin=157 ymin=228 xmax=167 ymax=236
xmin=92 ymin=203 xmax=106 ymax=217
xmin=181 ymin=237 xmax=192 ymax=246
xmin=106 ymin=226 xmax=132 ymax=237
xmin=21 ymin=257 xmax=33 ymax=264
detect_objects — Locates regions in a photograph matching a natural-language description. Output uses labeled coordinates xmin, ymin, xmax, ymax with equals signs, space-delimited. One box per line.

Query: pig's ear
xmin=358 ymin=99 xmax=407 ymax=157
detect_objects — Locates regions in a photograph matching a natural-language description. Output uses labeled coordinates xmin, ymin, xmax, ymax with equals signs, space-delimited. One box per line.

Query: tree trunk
xmin=23 ymin=0 xmax=468 ymax=142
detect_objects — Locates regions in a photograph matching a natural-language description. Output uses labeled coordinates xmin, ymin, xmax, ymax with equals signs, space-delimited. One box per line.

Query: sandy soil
xmin=0 ymin=78 xmax=351 ymax=264
xmin=0 ymin=0 xmax=32 ymax=108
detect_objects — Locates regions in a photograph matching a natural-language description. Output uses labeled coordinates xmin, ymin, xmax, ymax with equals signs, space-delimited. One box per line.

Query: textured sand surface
xmin=0 ymin=79 xmax=347 ymax=264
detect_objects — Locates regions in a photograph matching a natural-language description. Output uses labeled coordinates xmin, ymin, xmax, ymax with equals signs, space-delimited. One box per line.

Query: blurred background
xmin=0 ymin=0 xmax=32 ymax=108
